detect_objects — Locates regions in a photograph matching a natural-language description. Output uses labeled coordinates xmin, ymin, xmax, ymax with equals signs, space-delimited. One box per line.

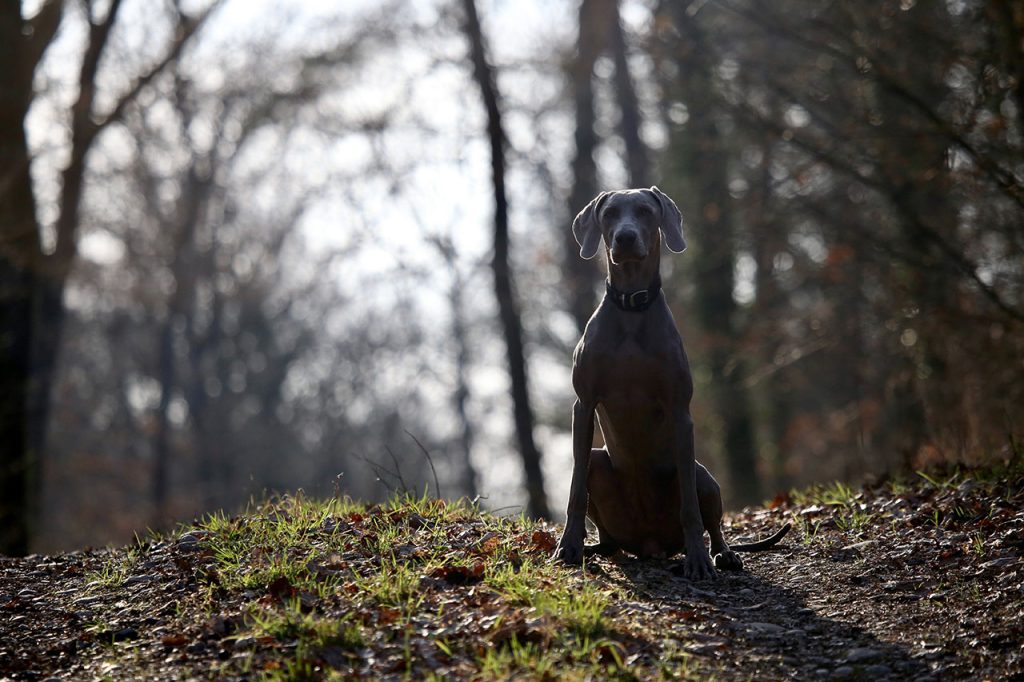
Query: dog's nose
xmin=614 ymin=230 xmax=638 ymax=248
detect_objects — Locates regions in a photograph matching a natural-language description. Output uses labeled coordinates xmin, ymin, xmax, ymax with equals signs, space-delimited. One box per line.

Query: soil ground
xmin=1 ymin=465 xmax=1022 ymax=680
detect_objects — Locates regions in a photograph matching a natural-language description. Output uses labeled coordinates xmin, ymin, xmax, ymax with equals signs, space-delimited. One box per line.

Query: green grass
xmin=916 ymin=469 xmax=961 ymax=490
xmin=247 ymin=598 xmax=365 ymax=678
xmin=789 ymin=481 xmax=858 ymax=508
xmin=487 ymin=557 xmax=611 ymax=639
xmin=791 ymin=515 xmax=822 ymax=546
xmin=178 ymin=492 xmax=641 ymax=679
xmin=788 ymin=481 xmax=875 ymax=536
xmin=970 ymin=532 xmax=985 ymax=557
xmin=27 ymin=461 xmax=1024 ymax=680
xmin=834 ymin=507 xmax=874 ymax=532
xmin=83 ymin=544 xmax=141 ymax=591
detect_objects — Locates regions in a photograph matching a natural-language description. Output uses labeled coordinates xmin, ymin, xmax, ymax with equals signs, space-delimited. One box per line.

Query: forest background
xmin=1 ymin=0 xmax=1021 ymax=554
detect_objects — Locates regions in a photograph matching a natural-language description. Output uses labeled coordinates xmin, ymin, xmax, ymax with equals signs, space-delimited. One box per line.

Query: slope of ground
xmin=1 ymin=463 xmax=1022 ymax=680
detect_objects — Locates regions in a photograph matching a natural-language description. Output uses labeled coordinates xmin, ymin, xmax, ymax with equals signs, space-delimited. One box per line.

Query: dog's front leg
xmin=676 ymin=412 xmax=716 ymax=579
xmin=554 ymin=398 xmax=595 ymax=564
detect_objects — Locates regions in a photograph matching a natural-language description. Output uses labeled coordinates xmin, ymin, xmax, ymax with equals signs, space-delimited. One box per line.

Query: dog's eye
xmin=604 ymin=206 xmax=620 ymax=220
xmin=636 ymin=205 xmax=652 ymax=217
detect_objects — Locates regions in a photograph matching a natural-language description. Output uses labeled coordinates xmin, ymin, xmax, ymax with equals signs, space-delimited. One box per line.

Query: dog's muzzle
xmin=610 ymin=227 xmax=644 ymax=263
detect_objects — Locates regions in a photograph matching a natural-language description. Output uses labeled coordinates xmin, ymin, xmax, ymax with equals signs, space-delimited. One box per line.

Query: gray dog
xmin=553 ymin=187 xmax=789 ymax=579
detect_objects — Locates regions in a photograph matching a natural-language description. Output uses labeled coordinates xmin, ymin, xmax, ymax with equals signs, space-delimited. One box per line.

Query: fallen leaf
xmin=530 ymin=530 xmax=557 ymax=553
xmin=160 ymin=633 xmax=188 ymax=648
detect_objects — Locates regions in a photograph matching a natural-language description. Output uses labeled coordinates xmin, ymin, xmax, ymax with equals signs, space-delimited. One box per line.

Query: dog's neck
xmin=605 ymin=241 xmax=661 ymax=294
xmin=604 ymin=242 xmax=662 ymax=313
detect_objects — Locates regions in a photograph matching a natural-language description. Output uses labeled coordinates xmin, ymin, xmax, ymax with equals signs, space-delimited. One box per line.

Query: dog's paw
xmin=553 ymin=538 xmax=584 ymax=565
xmin=713 ymin=549 xmax=743 ymax=571
xmin=681 ymin=551 xmax=717 ymax=581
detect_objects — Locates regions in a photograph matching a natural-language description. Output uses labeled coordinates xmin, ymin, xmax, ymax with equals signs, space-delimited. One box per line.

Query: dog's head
xmin=571 ymin=187 xmax=685 ymax=263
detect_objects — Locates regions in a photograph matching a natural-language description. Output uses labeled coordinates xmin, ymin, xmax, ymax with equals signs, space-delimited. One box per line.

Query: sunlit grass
xmin=789 ymin=481 xmax=857 ymax=508
xmin=83 ymin=545 xmax=140 ymax=591
xmin=176 ymin=490 xmax=648 ymax=679
xmin=789 ymin=480 xmax=876 ymax=535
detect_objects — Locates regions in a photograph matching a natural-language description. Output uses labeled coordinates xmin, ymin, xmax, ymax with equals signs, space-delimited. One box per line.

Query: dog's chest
xmin=586 ymin=326 xmax=683 ymax=400
xmin=593 ymin=343 xmax=671 ymax=397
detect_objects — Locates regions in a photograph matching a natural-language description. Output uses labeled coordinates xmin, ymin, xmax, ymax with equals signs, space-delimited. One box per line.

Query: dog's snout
xmin=614 ymin=229 xmax=638 ymax=248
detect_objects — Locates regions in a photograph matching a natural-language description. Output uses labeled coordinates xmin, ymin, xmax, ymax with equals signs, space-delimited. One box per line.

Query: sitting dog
xmin=553 ymin=187 xmax=789 ymax=579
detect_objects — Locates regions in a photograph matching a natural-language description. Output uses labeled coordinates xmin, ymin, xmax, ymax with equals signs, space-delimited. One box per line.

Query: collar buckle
xmin=628 ymin=290 xmax=650 ymax=308
xmin=606 ymin=278 xmax=661 ymax=313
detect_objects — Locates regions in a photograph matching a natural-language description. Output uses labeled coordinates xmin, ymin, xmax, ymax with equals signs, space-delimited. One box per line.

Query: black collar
xmin=605 ymin=276 xmax=662 ymax=312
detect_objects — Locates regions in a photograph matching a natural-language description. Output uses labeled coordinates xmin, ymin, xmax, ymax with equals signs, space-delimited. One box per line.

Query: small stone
xmin=956 ymin=479 xmax=978 ymax=494
xmin=124 ymin=574 xmax=157 ymax=586
xmin=746 ymin=621 xmax=786 ymax=635
xmin=233 ymin=636 xmax=256 ymax=650
xmin=846 ymin=647 xmax=882 ymax=663
xmin=831 ymin=666 xmax=854 ymax=679
xmin=112 ymin=627 xmax=138 ymax=642
xmin=176 ymin=531 xmax=210 ymax=552
xmin=980 ymin=557 xmax=1016 ymax=570
xmin=865 ymin=664 xmax=892 ymax=677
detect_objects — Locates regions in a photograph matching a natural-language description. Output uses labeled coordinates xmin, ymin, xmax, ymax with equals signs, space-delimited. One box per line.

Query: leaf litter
xmin=0 ymin=463 xmax=1022 ymax=680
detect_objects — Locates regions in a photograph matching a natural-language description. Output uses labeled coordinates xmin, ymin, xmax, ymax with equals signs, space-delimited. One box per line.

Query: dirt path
xmin=1 ymin=468 xmax=1021 ymax=680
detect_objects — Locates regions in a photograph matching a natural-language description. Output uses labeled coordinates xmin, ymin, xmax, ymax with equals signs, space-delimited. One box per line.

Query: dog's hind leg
xmin=697 ymin=462 xmax=744 ymax=570
xmin=584 ymin=448 xmax=622 ymax=557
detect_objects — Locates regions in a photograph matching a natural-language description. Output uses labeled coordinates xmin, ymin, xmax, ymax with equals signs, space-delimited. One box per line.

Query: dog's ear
xmin=571 ymin=191 xmax=609 ymax=260
xmin=649 ymin=186 xmax=686 ymax=253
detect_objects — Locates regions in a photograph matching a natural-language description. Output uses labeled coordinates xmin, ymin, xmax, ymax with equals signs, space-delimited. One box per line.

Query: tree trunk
xmin=882 ymin=3 xmax=965 ymax=459
xmin=27 ymin=0 xmax=124 ymax=481
xmin=462 ymin=0 xmax=550 ymax=520
xmin=609 ymin=2 xmax=649 ymax=187
xmin=671 ymin=7 xmax=762 ymax=505
xmin=187 ymin=259 xmax=221 ymax=512
xmin=0 ymin=5 xmax=42 ymax=556
xmin=748 ymin=137 xmax=793 ymax=493
xmin=152 ymin=153 xmax=208 ymax=524
xmin=452 ymin=283 xmax=479 ymax=500
xmin=434 ymin=238 xmax=480 ymax=500
xmin=152 ymin=311 xmax=176 ymax=526
xmin=564 ymin=0 xmax=611 ymax=334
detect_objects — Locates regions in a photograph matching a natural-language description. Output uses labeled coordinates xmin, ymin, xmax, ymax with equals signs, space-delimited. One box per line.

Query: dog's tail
xmin=731 ymin=523 xmax=791 ymax=552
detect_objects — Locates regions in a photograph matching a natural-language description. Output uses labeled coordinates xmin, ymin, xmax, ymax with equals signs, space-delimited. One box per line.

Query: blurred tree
xmin=12 ymin=0 xmax=1024 ymax=551
xmin=564 ymin=0 xmax=610 ymax=333
xmin=608 ymin=2 xmax=649 ymax=188
xmin=39 ymin=3 xmax=457 ymax=546
xmin=462 ymin=0 xmax=551 ymax=519
xmin=0 ymin=0 xmax=61 ymax=555
xmin=656 ymin=2 xmax=763 ymax=504
xmin=658 ymin=0 xmax=1024 ymax=482
xmin=427 ymin=235 xmax=481 ymax=500
xmin=564 ymin=0 xmax=650 ymax=335
xmin=0 ymin=0 xmax=216 ymax=555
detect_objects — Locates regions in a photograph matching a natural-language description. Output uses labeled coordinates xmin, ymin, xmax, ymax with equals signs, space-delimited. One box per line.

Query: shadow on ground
xmin=588 ymin=546 xmax=935 ymax=680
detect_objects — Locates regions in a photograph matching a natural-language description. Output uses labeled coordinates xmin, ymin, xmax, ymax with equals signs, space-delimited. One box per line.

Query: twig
xmin=355 ymin=452 xmax=402 ymax=494
xmin=405 ymin=430 xmax=442 ymax=499
xmin=384 ymin=446 xmax=409 ymax=493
